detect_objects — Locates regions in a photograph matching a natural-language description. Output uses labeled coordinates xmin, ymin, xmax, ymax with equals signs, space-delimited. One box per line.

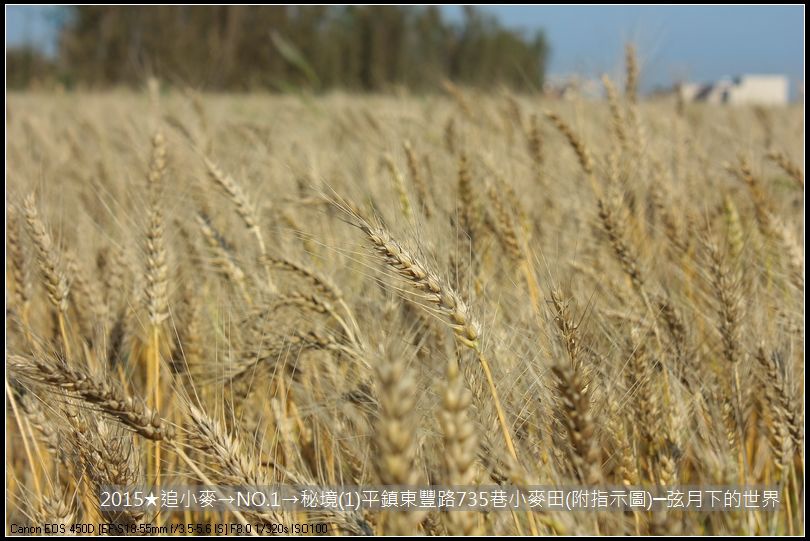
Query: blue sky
xmin=6 ymin=5 xmax=805 ymax=92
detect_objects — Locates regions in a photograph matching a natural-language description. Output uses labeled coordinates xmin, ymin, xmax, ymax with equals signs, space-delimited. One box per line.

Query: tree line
xmin=8 ymin=6 xmax=550 ymax=92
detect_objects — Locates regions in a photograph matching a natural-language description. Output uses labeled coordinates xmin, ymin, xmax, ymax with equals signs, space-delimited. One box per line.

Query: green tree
xmin=53 ymin=6 xmax=549 ymax=92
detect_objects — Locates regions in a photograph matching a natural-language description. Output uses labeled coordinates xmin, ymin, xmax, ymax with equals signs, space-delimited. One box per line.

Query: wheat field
xmin=6 ymin=68 xmax=805 ymax=535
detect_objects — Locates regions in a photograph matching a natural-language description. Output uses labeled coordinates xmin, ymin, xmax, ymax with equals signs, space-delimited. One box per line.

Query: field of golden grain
xmin=6 ymin=75 xmax=804 ymax=535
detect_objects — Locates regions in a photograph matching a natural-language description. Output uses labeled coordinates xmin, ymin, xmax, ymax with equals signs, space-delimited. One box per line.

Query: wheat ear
xmin=332 ymin=196 xmax=533 ymax=530
xmin=144 ymin=131 xmax=169 ymax=488
xmin=204 ymin=155 xmax=276 ymax=293
xmin=22 ymin=194 xmax=71 ymax=357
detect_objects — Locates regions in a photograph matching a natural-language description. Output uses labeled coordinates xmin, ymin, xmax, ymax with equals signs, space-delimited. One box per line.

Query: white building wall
xmin=678 ymin=83 xmax=701 ymax=101
xmin=726 ymin=76 xmax=789 ymax=105
xmin=679 ymin=75 xmax=790 ymax=105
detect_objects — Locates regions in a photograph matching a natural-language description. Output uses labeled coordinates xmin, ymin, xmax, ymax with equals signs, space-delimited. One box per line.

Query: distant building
xmin=678 ymin=75 xmax=789 ymax=105
xmin=543 ymin=74 xmax=603 ymax=100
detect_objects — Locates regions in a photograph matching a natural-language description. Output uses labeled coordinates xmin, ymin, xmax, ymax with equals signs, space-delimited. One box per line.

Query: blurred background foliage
xmin=8 ymin=6 xmax=550 ymax=92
